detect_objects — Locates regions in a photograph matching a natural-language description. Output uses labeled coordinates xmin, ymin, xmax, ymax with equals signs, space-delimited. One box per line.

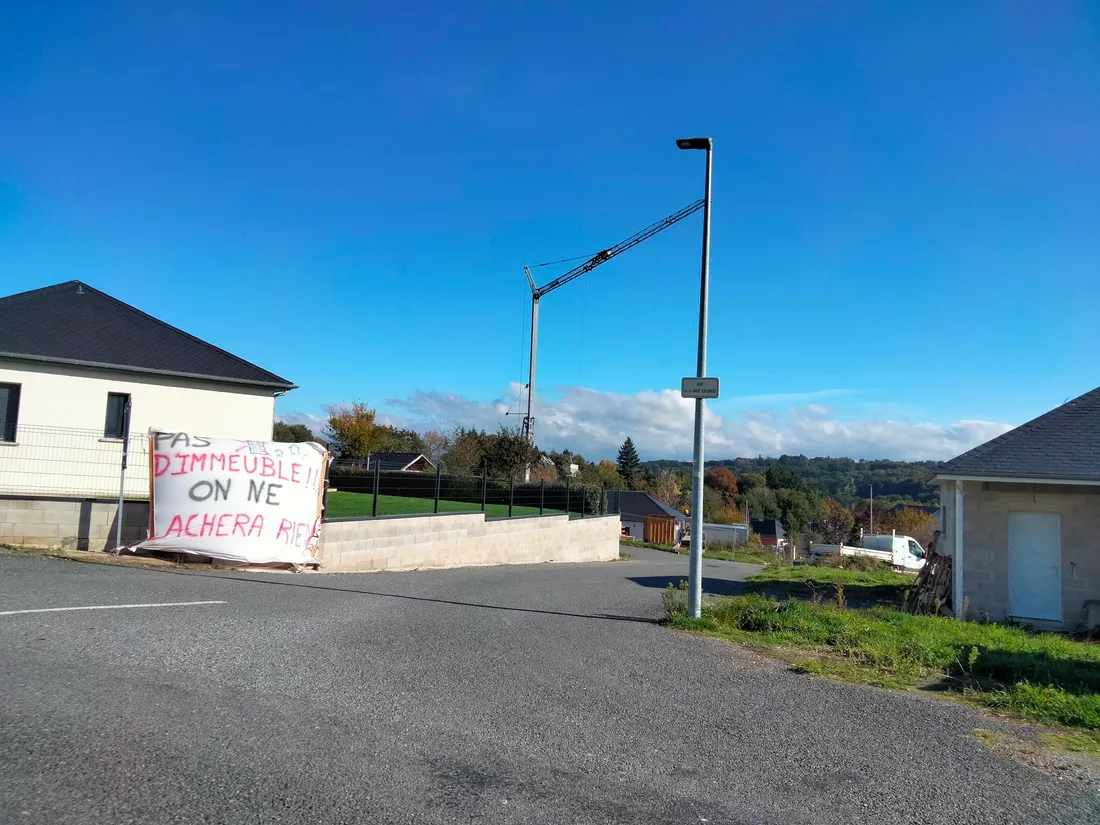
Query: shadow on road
xmin=627 ymin=575 xmax=753 ymax=598
xmin=154 ymin=568 xmax=658 ymax=625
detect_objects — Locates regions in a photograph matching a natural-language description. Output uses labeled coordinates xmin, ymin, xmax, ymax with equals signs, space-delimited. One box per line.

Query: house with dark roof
xmin=332 ymin=453 xmax=435 ymax=473
xmin=0 ymin=281 xmax=296 ymax=498
xmin=606 ymin=490 xmax=688 ymax=543
xmin=750 ymin=518 xmax=786 ymax=547
xmin=932 ymin=385 xmax=1100 ymax=628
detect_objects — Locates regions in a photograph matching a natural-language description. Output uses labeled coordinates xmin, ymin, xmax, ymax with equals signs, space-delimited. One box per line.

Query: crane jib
xmin=532 ymin=198 xmax=704 ymax=298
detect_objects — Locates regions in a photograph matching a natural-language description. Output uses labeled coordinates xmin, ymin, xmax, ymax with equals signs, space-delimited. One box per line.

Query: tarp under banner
xmin=136 ymin=432 xmax=328 ymax=565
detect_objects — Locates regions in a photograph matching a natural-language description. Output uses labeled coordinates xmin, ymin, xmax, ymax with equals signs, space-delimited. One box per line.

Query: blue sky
xmin=3 ymin=2 xmax=1098 ymax=460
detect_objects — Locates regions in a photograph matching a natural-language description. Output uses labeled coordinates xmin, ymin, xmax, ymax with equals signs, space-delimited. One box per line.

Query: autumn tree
xmin=273 ymin=422 xmax=313 ymax=443
xmin=817 ymin=498 xmax=855 ymax=545
xmin=530 ymin=455 xmax=558 ymax=482
xmin=651 ymin=470 xmax=683 ymax=510
xmin=878 ymin=506 xmax=938 ymax=548
xmin=597 ymin=460 xmax=626 ymax=490
xmin=704 ymin=467 xmax=738 ymax=507
xmin=324 ymin=403 xmax=385 ymax=458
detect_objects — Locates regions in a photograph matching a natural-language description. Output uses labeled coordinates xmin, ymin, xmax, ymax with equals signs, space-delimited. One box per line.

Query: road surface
xmin=0 ymin=548 xmax=1094 ymax=824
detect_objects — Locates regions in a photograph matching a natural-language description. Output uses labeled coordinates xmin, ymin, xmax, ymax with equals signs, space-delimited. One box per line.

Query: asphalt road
xmin=1 ymin=548 xmax=1096 ymax=824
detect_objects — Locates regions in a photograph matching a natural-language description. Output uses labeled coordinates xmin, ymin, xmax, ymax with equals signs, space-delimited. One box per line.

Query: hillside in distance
xmin=641 ymin=454 xmax=940 ymax=506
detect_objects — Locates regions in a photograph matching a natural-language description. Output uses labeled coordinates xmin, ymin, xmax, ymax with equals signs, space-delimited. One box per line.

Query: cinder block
xmin=5 ymin=509 xmax=45 ymax=525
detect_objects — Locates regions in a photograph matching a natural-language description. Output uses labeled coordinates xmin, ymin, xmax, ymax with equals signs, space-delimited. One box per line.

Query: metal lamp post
xmin=677 ymin=136 xmax=713 ymax=619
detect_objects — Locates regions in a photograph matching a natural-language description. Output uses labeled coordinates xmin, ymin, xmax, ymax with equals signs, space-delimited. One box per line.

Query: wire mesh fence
xmin=326 ymin=461 xmax=608 ymax=520
xmin=0 ymin=424 xmax=150 ymax=499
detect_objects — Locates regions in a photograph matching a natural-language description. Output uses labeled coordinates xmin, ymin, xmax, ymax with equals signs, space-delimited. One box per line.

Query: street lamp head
xmin=676 ymin=137 xmax=712 ymax=151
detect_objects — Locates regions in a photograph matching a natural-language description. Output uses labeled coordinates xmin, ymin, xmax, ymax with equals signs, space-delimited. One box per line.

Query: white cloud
xmin=369 ymin=384 xmax=1015 ymax=462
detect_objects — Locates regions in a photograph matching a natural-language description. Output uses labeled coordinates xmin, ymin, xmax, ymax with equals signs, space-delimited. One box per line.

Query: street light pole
xmin=678 ymin=136 xmax=713 ymax=619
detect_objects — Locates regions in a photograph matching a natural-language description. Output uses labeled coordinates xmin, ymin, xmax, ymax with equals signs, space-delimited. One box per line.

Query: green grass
xmin=749 ymin=563 xmax=915 ymax=588
xmin=669 ymin=592 xmax=1100 ymax=730
xmin=618 ymin=537 xmax=780 ymax=565
xmin=325 ymin=490 xmax=561 ymax=520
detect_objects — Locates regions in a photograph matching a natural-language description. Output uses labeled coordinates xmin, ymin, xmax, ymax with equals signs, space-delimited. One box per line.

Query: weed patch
xmin=669 ymin=593 xmax=1100 ymax=731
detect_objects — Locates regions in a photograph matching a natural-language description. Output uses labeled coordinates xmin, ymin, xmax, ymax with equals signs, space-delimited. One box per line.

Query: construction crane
xmin=519 ymin=198 xmax=705 ymax=456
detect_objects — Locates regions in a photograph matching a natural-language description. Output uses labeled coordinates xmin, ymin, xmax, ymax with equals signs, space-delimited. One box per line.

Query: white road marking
xmin=0 ymin=600 xmax=227 ymax=616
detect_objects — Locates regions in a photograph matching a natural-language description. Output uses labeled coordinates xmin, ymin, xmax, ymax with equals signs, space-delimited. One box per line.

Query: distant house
xmin=364 ymin=453 xmax=435 ymax=473
xmin=750 ymin=518 xmax=786 ymax=547
xmin=606 ymin=490 xmax=688 ymax=543
xmin=0 ymin=280 xmax=296 ymax=499
xmin=933 ymin=386 xmax=1100 ymax=628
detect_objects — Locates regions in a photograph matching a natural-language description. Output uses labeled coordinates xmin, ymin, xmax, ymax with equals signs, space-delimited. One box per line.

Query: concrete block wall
xmin=319 ymin=512 xmax=620 ymax=572
xmin=0 ymin=496 xmax=150 ymax=551
xmin=955 ymin=482 xmax=1100 ymax=626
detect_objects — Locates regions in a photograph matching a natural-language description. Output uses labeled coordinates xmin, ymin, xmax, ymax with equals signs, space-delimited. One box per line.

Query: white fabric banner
xmin=137 ymin=433 xmax=328 ymax=565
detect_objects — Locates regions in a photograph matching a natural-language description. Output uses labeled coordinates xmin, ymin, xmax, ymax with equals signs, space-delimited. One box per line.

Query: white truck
xmin=808 ymin=531 xmax=926 ymax=572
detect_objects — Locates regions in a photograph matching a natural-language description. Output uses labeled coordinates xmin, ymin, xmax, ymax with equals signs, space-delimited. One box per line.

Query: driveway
xmin=0 ymin=548 xmax=1095 ymax=824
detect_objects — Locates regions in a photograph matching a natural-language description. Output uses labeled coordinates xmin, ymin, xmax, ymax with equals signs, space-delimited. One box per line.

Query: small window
xmin=104 ymin=393 xmax=131 ymax=439
xmin=908 ymin=540 xmax=924 ymax=558
xmin=0 ymin=382 xmax=20 ymax=442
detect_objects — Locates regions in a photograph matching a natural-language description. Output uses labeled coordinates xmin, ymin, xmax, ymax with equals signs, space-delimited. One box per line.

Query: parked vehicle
xmin=808 ymin=531 xmax=926 ymax=572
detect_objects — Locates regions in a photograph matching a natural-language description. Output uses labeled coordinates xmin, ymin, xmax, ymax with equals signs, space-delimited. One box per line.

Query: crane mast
xmin=521 ymin=198 xmax=705 ymax=458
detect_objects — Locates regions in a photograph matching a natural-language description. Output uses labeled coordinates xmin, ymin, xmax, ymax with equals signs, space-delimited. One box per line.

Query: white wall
xmin=0 ymin=360 xmax=279 ymax=498
xmin=320 ymin=513 xmax=621 ymax=571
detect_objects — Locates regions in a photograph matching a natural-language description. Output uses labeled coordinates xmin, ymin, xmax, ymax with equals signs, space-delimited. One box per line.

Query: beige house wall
xmin=940 ymin=480 xmax=1100 ymax=627
xmin=319 ymin=512 xmax=621 ymax=572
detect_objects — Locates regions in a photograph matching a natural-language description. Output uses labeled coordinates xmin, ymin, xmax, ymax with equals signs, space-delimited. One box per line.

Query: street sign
xmin=681 ymin=377 xmax=720 ymax=399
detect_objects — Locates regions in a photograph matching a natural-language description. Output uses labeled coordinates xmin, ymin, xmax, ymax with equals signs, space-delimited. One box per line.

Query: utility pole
xmin=869 ymin=483 xmax=874 ymax=534
xmin=520 ymin=200 xmax=705 ymax=482
xmin=678 ymin=136 xmax=714 ymax=620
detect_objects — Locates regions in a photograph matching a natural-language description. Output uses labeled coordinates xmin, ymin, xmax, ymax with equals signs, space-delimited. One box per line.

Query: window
xmin=104 ymin=392 xmax=131 ymax=439
xmin=908 ymin=539 xmax=924 ymax=558
xmin=0 ymin=383 xmax=20 ymax=442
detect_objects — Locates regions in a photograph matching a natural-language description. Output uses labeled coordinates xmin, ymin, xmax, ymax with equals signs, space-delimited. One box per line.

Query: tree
xmin=324 ymin=403 xmax=385 ymax=458
xmin=766 ymin=463 xmax=807 ymax=492
xmin=738 ymin=472 xmax=766 ymax=494
xmin=422 ymin=430 xmax=451 ymax=464
xmin=484 ymin=424 xmax=536 ymax=480
xmin=616 ymin=437 xmax=641 ymax=477
xmin=651 ymin=470 xmax=683 ymax=510
xmin=376 ymin=427 xmax=426 ymax=454
xmin=704 ymin=467 xmax=738 ymax=506
xmin=596 ymin=460 xmax=626 ymax=490
xmin=878 ymin=506 xmax=938 ymax=548
xmin=442 ymin=427 xmax=486 ymax=474
xmin=273 ymin=421 xmax=313 ymax=443
xmin=742 ymin=486 xmax=779 ymax=521
xmin=775 ymin=488 xmax=823 ymax=535
xmin=817 ymin=498 xmax=855 ymax=545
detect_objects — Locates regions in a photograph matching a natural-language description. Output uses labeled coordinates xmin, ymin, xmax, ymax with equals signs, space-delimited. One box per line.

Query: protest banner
xmin=137 ymin=432 xmax=328 ymax=565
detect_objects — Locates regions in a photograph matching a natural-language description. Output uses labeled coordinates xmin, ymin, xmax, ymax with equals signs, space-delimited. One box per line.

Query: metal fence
xmin=0 ymin=423 xmax=150 ymax=499
xmin=326 ymin=462 xmax=608 ymax=519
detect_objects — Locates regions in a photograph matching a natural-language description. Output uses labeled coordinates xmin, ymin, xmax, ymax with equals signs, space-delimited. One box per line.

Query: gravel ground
xmin=1 ymin=549 xmax=1096 ymax=824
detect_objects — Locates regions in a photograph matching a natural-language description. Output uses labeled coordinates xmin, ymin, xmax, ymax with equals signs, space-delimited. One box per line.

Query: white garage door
xmin=1008 ymin=512 xmax=1062 ymax=621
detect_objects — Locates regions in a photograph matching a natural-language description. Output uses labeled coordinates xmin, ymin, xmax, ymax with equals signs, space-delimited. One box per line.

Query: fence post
xmin=372 ymin=463 xmax=380 ymax=518
xmin=508 ymin=475 xmax=514 ymax=518
xmin=565 ymin=476 xmax=571 ymax=518
xmin=600 ymin=486 xmax=606 ymax=516
xmin=113 ymin=397 xmax=132 ymax=551
xmin=538 ymin=480 xmax=545 ymax=515
xmin=481 ymin=466 xmax=487 ymax=513
xmin=433 ymin=463 xmax=442 ymax=513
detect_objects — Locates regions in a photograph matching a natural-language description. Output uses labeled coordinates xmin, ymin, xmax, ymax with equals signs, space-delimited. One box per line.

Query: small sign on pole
xmin=681 ymin=377 xmax=720 ymax=399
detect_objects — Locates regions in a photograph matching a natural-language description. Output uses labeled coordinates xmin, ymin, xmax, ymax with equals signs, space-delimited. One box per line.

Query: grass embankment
xmin=619 ymin=537 xmax=781 ymax=566
xmin=325 ymin=490 xmax=562 ymax=520
xmin=667 ymin=588 xmax=1100 ymax=734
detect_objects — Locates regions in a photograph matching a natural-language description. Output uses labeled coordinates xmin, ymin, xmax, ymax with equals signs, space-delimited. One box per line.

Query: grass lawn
xmin=325 ymin=490 xmax=566 ymax=520
xmin=667 ymin=588 xmax=1100 ymax=735
xmin=618 ymin=537 xmax=779 ymax=566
